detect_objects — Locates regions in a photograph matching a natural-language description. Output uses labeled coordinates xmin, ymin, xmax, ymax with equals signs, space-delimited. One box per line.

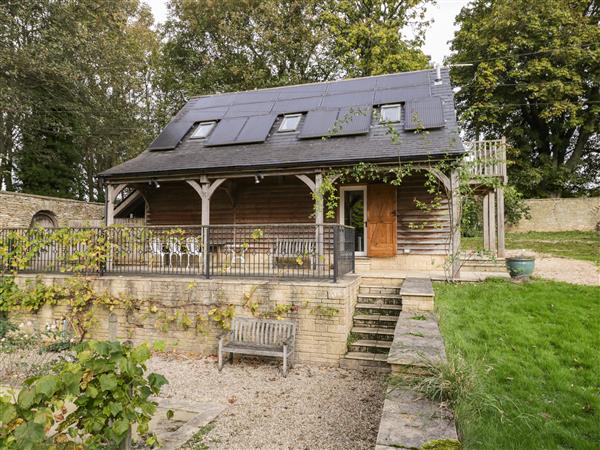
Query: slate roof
xmin=99 ymin=68 xmax=464 ymax=179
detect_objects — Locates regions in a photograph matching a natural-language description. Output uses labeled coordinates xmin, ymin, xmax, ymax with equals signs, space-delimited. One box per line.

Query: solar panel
xmin=375 ymin=71 xmax=429 ymax=90
xmin=336 ymin=106 xmax=373 ymax=136
xmin=149 ymin=119 xmax=195 ymax=150
xmin=224 ymin=101 xmax=274 ymax=118
xmin=233 ymin=90 xmax=280 ymax=104
xmin=276 ymin=83 xmax=328 ymax=100
xmin=326 ymin=77 xmax=377 ymax=94
xmin=374 ymin=85 xmax=431 ymax=105
xmin=235 ymin=115 xmax=277 ymax=144
xmin=272 ymin=96 xmax=322 ymax=114
xmin=321 ymin=91 xmax=374 ymax=108
xmin=298 ymin=109 xmax=340 ymax=139
xmin=404 ymin=97 xmax=445 ymax=131
xmin=205 ymin=117 xmax=247 ymax=146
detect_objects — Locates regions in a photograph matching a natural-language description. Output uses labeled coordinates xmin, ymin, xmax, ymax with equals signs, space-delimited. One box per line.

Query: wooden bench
xmin=218 ymin=317 xmax=296 ymax=377
xmin=271 ymin=238 xmax=316 ymax=268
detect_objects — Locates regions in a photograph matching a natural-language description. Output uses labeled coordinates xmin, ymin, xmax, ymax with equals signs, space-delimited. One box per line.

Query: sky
xmin=145 ymin=0 xmax=470 ymax=65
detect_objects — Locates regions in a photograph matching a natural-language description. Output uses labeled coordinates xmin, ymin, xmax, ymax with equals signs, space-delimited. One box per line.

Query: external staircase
xmin=340 ymin=276 xmax=403 ymax=372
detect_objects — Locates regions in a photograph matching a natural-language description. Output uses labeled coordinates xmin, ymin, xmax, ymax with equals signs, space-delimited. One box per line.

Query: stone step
xmin=358 ymin=285 xmax=401 ymax=295
xmin=359 ymin=276 xmax=404 ymax=287
xmin=355 ymin=303 xmax=402 ymax=316
xmin=339 ymin=352 xmax=391 ymax=372
xmin=352 ymin=326 xmax=395 ymax=341
xmin=349 ymin=339 xmax=391 ymax=354
xmin=353 ymin=314 xmax=398 ymax=329
xmin=357 ymin=293 xmax=403 ymax=306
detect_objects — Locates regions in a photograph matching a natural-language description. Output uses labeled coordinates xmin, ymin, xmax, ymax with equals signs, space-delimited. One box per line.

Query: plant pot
xmin=506 ymin=257 xmax=535 ymax=279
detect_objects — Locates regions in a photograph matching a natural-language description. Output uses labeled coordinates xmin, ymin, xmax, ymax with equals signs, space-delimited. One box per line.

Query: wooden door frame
xmin=339 ymin=185 xmax=367 ymax=257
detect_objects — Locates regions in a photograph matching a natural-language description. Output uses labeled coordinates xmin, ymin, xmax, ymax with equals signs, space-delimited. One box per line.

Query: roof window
xmin=190 ymin=121 xmax=217 ymax=139
xmin=380 ymin=104 xmax=401 ymax=123
xmin=278 ymin=114 xmax=302 ymax=132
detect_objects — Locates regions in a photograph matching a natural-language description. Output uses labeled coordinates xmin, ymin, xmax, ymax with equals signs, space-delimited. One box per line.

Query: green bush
xmin=0 ymin=340 xmax=167 ymax=450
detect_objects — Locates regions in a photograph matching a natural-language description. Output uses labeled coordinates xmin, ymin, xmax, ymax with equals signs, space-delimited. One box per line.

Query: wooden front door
xmin=367 ymin=184 xmax=397 ymax=257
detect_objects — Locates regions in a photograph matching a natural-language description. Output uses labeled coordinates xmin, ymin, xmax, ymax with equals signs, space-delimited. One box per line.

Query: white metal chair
xmin=167 ymin=238 xmax=185 ymax=267
xmin=149 ymin=238 xmax=167 ymax=268
xmin=185 ymin=236 xmax=202 ymax=269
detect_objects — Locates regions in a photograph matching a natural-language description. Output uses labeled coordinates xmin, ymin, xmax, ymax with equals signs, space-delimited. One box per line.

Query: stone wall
xmin=10 ymin=274 xmax=360 ymax=366
xmin=0 ymin=191 xmax=104 ymax=228
xmin=508 ymin=197 xmax=600 ymax=232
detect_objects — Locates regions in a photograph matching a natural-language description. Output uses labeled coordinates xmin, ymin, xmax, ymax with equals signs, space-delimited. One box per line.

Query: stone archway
xmin=31 ymin=210 xmax=58 ymax=228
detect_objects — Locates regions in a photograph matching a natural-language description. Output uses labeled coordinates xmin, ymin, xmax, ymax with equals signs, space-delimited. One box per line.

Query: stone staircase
xmin=340 ymin=277 xmax=403 ymax=371
xmin=461 ymin=253 xmax=507 ymax=273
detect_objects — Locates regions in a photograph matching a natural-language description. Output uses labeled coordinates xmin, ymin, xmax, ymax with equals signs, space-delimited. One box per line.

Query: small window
xmin=278 ymin=114 xmax=302 ymax=132
xmin=380 ymin=104 xmax=401 ymax=123
xmin=190 ymin=121 xmax=217 ymax=139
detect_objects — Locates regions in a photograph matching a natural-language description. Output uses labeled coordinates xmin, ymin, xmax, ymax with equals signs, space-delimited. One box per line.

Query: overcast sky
xmin=145 ymin=0 xmax=470 ymax=65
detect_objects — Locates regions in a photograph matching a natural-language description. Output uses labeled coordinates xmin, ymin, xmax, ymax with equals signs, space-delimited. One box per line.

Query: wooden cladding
xmin=144 ymin=178 xmax=313 ymax=226
xmin=396 ymin=174 xmax=451 ymax=255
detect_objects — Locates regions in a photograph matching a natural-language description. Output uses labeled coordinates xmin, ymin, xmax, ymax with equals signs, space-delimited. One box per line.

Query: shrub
xmin=0 ymin=340 xmax=167 ymax=449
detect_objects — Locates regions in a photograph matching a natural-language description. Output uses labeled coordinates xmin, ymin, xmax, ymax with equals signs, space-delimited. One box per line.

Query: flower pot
xmin=506 ymin=257 xmax=535 ymax=279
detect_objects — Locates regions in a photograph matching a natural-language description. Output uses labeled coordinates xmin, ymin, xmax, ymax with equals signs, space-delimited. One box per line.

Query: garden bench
xmin=218 ymin=317 xmax=296 ymax=377
xmin=271 ymin=238 xmax=316 ymax=268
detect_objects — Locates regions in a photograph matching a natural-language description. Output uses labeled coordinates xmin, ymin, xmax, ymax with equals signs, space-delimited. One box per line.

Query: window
xmin=380 ymin=104 xmax=401 ymax=123
xmin=190 ymin=121 xmax=217 ymax=139
xmin=278 ymin=114 xmax=302 ymax=132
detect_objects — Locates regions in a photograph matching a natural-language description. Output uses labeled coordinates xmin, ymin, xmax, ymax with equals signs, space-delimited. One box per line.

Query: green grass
xmin=462 ymin=231 xmax=600 ymax=265
xmin=435 ymin=279 xmax=600 ymax=449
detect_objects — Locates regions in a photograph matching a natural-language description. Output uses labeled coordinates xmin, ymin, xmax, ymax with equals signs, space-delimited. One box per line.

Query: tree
xmin=0 ymin=0 xmax=159 ymax=200
xmin=321 ymin=0 xmax=431 ymax=77
xmin=449 ymin=0 xmax=600 ymax=197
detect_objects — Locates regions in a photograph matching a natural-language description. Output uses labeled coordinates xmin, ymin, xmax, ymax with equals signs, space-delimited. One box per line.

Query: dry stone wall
xmin=0 ymin=191 xmax=104 ymax=228
xmin=10 ymin=274 xmax=360 ymax=366
xmin=508 ymin=197 xmax=600 ymax=232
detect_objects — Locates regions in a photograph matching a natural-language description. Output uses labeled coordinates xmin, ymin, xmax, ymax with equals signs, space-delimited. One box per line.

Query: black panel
xmin=188 ymin=94 xmax=236 ymax=109
xmin=235 ymin=115 xmax=277 ymax=144
xmin=272 ymin=96 xmax=322 ymax=114
xmin=375 ymin=71 xmax=429 ymax=90
xmin=233 ymin=90 xmax=280 ymax=104
xmin=149 ymin=119 xmax=194 ymax=150
xmin=326 ymin=77 xmax=377 ymax=94
xmin=205 ymin=117 xmax=247 ymax=146
xmin=373 ymin=85 xmax=431 ymax=105
xmin=404 ymin=97 xmax=445 ymax=131
xmin=224 ymin=101 xmax=274 ymax=118
xmin=298 ymin=109 xmax=340 ymax=139
xmin=276 ymin=83 xmax=328 ymax=100
xmin=337 ymin=106 xmax=373 ymax=136
xmin=322 ymin=91 xmax=374 ymax=108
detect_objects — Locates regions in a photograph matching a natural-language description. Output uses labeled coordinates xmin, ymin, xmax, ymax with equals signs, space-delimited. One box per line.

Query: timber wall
xmin=0 ymin=191 xmax=104 ymax=228
xmin=508 ymin=197 xmax=600 ymax=232
xmin=10 ymin=274 xmax=360 ymax=366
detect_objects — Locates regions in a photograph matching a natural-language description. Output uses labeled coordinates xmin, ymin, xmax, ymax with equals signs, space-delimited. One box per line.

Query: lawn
xmin=462 ymin=231 xmax=600 ymax=265
xmin=435 ymin=279 xmax=600 ymax=450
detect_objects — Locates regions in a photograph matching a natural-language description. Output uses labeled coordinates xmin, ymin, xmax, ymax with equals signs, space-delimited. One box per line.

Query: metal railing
xmin=465 ymin=138 xmax=507 ymax=182
xmin=0 ymin=224 xmax=355 ymax=282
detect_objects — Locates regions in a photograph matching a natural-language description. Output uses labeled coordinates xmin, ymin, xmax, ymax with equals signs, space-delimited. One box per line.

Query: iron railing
xmin=0 ymin=224 xmax=355 ymax=282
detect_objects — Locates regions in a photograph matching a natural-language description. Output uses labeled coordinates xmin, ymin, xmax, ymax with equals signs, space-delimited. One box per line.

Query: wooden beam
xmin=113 ymin=190 xmax=142 ymax=218
xmin=186 ymin=178 xmax=227 ymax=226
xmin=496 ymin=187 xmax=505 ymax=257
xmin=449 ymin=169 xmax=461 ymax=280
xmin=295 ymin=174 xmax=316 ymax=192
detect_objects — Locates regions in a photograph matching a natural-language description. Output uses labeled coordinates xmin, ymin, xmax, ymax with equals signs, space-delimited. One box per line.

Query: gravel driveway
xmin=147 ymin=354 xmax=386 ymax=450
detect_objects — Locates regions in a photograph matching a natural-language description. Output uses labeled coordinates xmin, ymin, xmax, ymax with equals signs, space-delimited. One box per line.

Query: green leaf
xmin=0 ymin=402 xmax=16 ymax=425
xmin=147 ymin=373 xmax=168 ymax=392
xmin=99 ymin=373 xmax=118 ymax=391
xmin=153 ymin=340 xmax=166 ymax=352
xmin=166 ymin=408 xmax=175 ymax=420
xmin=109 ymin=401 xmax=123 ymax=417
xmin=17 ymin=387 xmax=36 ymax=409
xmin=113 ymin=418 xmax=130 ymax=436
xmin=35 ymin=375 xmax=60 ymax=397
xmin=87 ymin=384 xmax=99 ymax=398
xmin=131 ymin=344 xmax=151 ymax=363
xmin=14 ymin=422 xmax=45 ymax=448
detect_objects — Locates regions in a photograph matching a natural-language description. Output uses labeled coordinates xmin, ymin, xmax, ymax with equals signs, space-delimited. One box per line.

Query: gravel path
xmin=147 ymin=355 xmax=386 ymax=450
xmin=507 ymin=250 xmax=600 ymax=286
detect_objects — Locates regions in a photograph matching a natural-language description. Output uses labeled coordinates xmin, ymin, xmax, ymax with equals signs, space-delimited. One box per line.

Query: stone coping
xmin=375 ymin=386 xmax=457 ymax=449
xmin=400 ymin=277 xmax=434 ymax=297
xmin=0 ymin=190 xmax=103 ymax=205
xmin=387 ymin=311 xmax=446 ymax=368
xmin=13 ymin=272 xmax=361 ymax=288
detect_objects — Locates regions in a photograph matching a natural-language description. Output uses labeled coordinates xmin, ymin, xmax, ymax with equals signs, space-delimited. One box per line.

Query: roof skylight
xmin=191 ymin=121 xmax=217 ymax=139
xmin=380 ymin=104 xmax=401 ymax=123
xmin=278 ymin=114 xmax=302 ymax=132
